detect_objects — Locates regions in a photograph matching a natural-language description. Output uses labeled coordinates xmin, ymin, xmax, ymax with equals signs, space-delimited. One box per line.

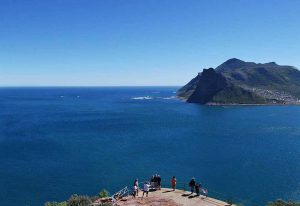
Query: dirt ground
xmin=116 ymin=188 xmax=231 ymax=206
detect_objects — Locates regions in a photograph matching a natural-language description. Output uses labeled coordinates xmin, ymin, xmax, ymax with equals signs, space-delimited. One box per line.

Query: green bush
xmin=268 ymin=199 xmax=300 ymax=206
xmin=67 ymin=194 xmax=92 ymax=206
xmin=99 ymin=189 xmax=110 ymax=198
xmin=44 ymin=201 xmax=67 ymax=206
xmin=44 ymin=188 xmax=111 ymax=206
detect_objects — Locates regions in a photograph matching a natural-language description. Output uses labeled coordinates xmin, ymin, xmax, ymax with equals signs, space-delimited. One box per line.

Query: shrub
xmin=44 ymin=202 xmax=67 ymax=206
xmin=99 ymin=189 xmax=110 ymax=198
xmin=44 ymin=188 xmax=111 ymax=206
xmin=268 ymin=199 xmax=300 ymax=206
xmin=67 ymin=194 xmax=92 ymax=206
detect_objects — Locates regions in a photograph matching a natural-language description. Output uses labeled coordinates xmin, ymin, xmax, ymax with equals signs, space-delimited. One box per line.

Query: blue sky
xmin=1 ymin=0 xmax=300 ymax=86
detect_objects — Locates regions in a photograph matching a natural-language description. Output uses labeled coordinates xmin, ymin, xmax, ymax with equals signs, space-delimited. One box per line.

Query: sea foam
xmin=131 ymin=96 xmax=152 ymax=100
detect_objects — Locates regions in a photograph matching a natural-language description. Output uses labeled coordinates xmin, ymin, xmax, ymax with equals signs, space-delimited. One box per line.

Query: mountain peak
xmin=265 ymin=61 xmax=278 ymax=66
xmin=215 ymin=58 xmax=254 ymax=72
xmin=224 ymin=58 xmax=245 ymax=64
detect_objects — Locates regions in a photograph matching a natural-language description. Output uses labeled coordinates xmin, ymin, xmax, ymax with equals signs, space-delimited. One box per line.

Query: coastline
xmin=177 ymin=96 xmax=300 ymax=106
xmin=205 ymin=102 xmax=300 ymax=106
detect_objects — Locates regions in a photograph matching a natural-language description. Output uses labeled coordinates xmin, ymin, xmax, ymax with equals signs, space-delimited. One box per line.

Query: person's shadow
xmin=188 ymin=195 xmax=199 ymax=199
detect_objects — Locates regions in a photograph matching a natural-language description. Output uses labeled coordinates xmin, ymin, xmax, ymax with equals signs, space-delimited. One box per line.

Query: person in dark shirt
xmin=150 ymin=175 xmax=155 ymax=188
xmin=154 ymin=174 xmax=158 ymax=188
xmin=157 ymin=175 xmax=161 ymax=190
xmin=195 ymin=182 xmax=200 ymax=196
xmin=189 ymin=177 xmax=196 ymax=194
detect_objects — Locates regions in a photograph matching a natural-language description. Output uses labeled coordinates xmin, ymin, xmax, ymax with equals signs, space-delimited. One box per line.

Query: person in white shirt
xmin=132 ymin=185 xmax=138 ymax=198
xmin=142 ymin=182 xmax=150 ymax=197
xmin=133 ymin=179 xmax=139 ymax=196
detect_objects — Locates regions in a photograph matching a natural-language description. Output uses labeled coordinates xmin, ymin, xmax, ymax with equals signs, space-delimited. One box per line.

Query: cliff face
xmin=184 ymin=68 xmax=227 ymax=104
xmin=178 ymin=58 xmax=300 ymax=104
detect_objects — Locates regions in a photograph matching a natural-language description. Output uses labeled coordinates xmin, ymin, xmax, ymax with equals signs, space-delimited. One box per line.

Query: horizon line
xmin=0 ymin=85 xmax=181 ymax=88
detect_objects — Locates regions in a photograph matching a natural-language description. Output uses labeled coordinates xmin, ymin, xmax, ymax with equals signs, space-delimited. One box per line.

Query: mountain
xmin=177 ymin=58 xmax=300 ymax=104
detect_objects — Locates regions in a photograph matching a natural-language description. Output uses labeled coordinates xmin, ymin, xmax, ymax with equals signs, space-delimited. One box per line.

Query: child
xmin=202 ymin=188 xmax=208 ymax=197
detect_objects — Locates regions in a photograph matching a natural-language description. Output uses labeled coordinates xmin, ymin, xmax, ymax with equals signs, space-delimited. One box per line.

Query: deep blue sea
xmin=1 ymin=87 xmax=300 ymax=206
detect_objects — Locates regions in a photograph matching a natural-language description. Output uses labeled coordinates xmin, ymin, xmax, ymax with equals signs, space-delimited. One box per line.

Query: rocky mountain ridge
xmin=177 ymin=58 xmax=300 ymax=104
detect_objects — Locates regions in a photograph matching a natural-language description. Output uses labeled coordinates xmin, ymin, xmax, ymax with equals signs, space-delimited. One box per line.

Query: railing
xmin=90 ymin=186 xmax=131 ymax=206
xmin=111 ymin=186 xmax=130 ymax=202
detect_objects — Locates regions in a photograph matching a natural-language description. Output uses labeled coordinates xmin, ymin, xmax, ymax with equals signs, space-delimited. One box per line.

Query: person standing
xmin=134 ymin=179 xmax=139 ymax=196
xmin=189 ymin=177 xmax=196 ymax=194
xmin=157 ymin=175 xmax=161 ymax=190
xmin=195 ymin=182 xmax=200 ymax=196
xmin=153 ymin=174 xmax=158 ymax=189
xmin=202 ymin=188 xmax=208 ymax=197
xmin=132 ymin=185 xmax=138 ymax=198
xmin=142 ymin=182 xmax=150 ymax=198
xmin=150 ymin=175 xmax=155 ymax=189
xmin=171 ymin=176 xmax=177 ymax=191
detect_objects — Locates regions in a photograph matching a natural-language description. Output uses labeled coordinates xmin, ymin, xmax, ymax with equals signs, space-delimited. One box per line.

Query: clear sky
xmin=1 ymin=0 xmax=300 ymax=86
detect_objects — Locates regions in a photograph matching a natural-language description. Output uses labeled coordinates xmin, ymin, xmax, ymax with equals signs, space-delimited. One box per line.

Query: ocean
xmin=0 ymin=87 xmax=299 ymax=206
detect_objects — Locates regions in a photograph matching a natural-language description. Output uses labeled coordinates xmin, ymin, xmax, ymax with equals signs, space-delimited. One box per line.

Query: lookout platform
xmin=116 ymin=188 xmax=233 ymax=206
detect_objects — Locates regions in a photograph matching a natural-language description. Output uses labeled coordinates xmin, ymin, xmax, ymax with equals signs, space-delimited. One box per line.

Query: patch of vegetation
xmin=212 ymin=86 xmax=267 ymax=104
xmin=45 ymin=189 xmax=111 ymax=206
xmin=99 ymin=189 xmax=110 ymax=198
xmin=267 ymin=199 xmax=300 ymax=206
xmin=67 ymin=194 xmax=92 ymax=206
xmin=45 ymin=202 xmax=67 ymax=206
